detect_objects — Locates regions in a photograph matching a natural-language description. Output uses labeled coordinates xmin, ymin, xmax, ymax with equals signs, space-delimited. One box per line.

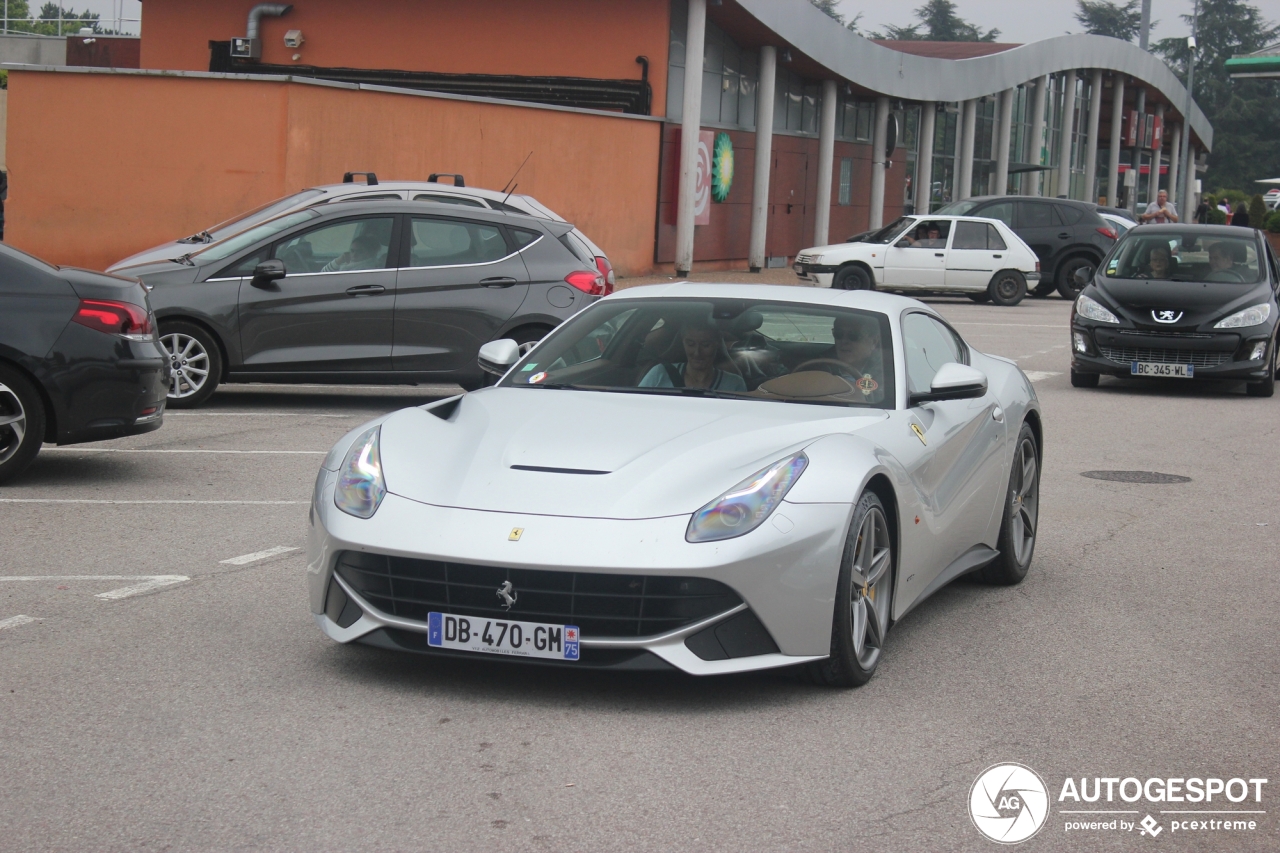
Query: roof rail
xmin=342 ymin=172 xmax=379 ymax=185
xmin=428 ymin=173 xmax=465 ymax=187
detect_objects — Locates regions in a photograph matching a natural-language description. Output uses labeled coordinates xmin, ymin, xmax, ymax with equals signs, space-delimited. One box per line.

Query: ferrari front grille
xmin=334 ymin=551 xmax=742 ymax=638
xmin=1099 ymin=346 xmax=1234 ymax=367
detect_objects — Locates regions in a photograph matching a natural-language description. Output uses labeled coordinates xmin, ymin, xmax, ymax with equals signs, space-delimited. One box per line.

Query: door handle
xmin=992 ymin=254 xmax=1003 ymax=258
xmin=1058 ymin=232 xmax=1070 ymax=239
xmin=345 ymin=284 xmax=385 ymax=295
xmin=934 ymin=253 xmax=945 ymax=257
xmin=480 ymin=277 xmax=518 ymax=288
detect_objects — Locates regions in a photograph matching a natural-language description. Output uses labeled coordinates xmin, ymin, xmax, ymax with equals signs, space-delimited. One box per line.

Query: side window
xmin=979 ymin=201 xmax=1013 ymax=226
xmin=273 ymin=217 xmax=394 ymax=274
xmin=412 ymin=193 xmax=487 ymax=208
xmin=1017 ymin=201 xmax=1059 ymax=228
xmin=902 ymin=313 xmax=966 ymax=395
xmin=986 ymin=224 xmax=1008 ymax=251
xmin=898 ymin=219 xmax=951 ymax=248
xmin=510 ymin=228 xmax=542 ymax=249
xmin=952 ymin=221 xmax=988 ymax=250
xmin=214 ymin=247 xmax=268 ymax=279
xmin=1055 ymin=204 xmax=1084 ymax=225
xmin=408 ymin=218 xmax=510 ymax=266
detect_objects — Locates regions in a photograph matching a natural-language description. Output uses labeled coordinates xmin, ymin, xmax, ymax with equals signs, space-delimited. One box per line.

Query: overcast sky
xmin=71 ymin=0 xmax=1280 ymax=44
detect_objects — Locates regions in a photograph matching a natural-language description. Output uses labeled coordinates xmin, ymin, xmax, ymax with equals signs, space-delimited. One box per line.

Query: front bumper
xmin=308 ymin=478 xmax=850 ymax=675
xmin=793 ymin=261 xmax=836 ymax=288
xmin=1071 ymin=323 xmax=1273 ymax=380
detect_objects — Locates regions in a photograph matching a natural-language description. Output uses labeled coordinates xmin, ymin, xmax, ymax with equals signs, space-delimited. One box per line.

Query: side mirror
xmin=251 ymin=259 xmax=287 ymax=288
xmin=1073 ymin=265 xmax=1092 ymax=289
xmin=477 ymin=339 xmax=521 ymax=376
xmin=895 ymin=239 xmax=911 ymax=248
xmin=909 ymin=362 xmax=988 ymax=406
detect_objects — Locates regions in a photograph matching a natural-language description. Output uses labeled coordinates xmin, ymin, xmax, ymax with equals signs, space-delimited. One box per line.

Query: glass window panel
xmin=409 ymin=219 xmax=509 ymax=267
xmin=274 ymin=217 xmax=394 ymax=273
xmin=987 ymin=224 xmax=1008 ymax=250
xmin=839 ymin=158 xmax=853 ymax=205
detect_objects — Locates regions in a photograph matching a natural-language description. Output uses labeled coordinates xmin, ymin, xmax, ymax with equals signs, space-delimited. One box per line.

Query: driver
xmin=322 ymin=234 xmax=383 ymax=273
xmin=1206 ymin=242 xmax=1240 ymax=281
xmin=800 ymin=314 xmax=885 ymax=403
xmin=638 ymin=319 xmax=747 ymax=392
xmin=1136 ymin=244 xmax=1172 ymax=280
xmin=905 ymin=224 xmax=944 ymax=248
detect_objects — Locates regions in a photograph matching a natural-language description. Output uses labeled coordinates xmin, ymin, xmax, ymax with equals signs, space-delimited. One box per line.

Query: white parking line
xmin=1023 ymin=371 xmax=1062 ymax=382
xmin=0 ymin=615 xmax=38 ymax=631
xmin=95 ymin=576 xmax=190 ymax=601
xmin=0 ymin=575 xmax=191 ymax=601
xmin=164 ymin=413 xmax=354 ymax=417
xmin=44 ymin=448 xmax=324 ymax=455
xmin=0 ymin=499 xmax=307 ymax=505
xmin=220 ymin=546 xmax=300 ymax=565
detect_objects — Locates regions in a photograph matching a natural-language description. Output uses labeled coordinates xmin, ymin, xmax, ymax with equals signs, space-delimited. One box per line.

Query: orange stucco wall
xmin=140 ymin=0 xmax=669 ymax=113
xmin=5 ymin=70 xmax=663 ymax=276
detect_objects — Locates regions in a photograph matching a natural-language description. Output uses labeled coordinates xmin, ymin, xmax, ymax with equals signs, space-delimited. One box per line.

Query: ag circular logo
xmin=969 ymin=763 xmax=1050 ymax=844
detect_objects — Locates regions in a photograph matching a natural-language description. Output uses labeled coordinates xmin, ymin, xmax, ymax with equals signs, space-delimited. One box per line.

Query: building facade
xmin=3 ymin=0 xmax=1210 ymax=276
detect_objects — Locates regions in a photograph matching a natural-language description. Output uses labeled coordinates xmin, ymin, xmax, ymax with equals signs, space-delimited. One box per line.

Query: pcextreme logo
xmin=969 ymin=765 xmax=1269 ymax=844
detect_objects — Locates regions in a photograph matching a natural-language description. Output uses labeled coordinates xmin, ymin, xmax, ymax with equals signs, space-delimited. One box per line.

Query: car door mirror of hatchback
xmin=1073 ymin=265 xmax=1092 ymax=289
xmin=909 ymin=362 xmax=988 ymax=406
xmin=251 ymin=259 xmax=287 ymax=288
xmin=478 ymin=339 xmax=521 ymax=376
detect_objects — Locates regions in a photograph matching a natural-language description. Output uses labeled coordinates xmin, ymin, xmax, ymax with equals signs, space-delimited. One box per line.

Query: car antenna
xmin=500 ymin=151 xmax=533 ymax=196
xmin=501 ymin=183 xmax=518 ymax=207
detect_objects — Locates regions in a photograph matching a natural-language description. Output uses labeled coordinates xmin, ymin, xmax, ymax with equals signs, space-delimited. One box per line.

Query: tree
xmin=0 ymin=2 xmax=102 ymax=35
xmin=1074 ymin=0 xmax=1147 ymax=42
xmin=1154 ymin=0 xmax=1280 ymax=192
xmin=871 ymin=0 xmax=999 ymax=42
xmin=808 ymin=0 xmax=864 ymax=33
xmin=1249 ymin=193 xmax=1268 ymax=227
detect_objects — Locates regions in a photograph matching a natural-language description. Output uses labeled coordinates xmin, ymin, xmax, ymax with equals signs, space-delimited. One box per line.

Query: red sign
xmin=1123 ymin=111 xmax=1139 ymax=147
xmin=1151 ymin=116 xmax=1164 ymax=150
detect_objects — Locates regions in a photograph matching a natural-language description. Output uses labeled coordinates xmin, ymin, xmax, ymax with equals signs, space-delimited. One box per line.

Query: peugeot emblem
xmin=496 ymin=581 xmax=517 ymax=610
xmin=1152 ymin=309 xmax=1183 ymax=324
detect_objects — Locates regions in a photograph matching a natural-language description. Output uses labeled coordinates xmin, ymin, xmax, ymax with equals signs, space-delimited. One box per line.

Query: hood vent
xmin=510 ymin=465 xmax=610 ymax=475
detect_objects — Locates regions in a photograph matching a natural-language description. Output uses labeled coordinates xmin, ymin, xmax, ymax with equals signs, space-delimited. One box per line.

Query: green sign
xmin=711 ymin=132 xmax=734 ymax=202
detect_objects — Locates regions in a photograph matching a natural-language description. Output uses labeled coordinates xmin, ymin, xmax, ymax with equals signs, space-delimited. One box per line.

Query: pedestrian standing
xmin=1195 ymin=198 xmax=1210 ymax=224
xmin=1140 ymin=189 xmax=1179 ymax=224
xmin=1232 ymin=203 xmax=1250 ymax=227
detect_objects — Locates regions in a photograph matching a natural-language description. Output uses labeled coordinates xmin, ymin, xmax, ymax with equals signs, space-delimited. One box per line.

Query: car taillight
xmin=1097 ymin=226 xmax=1117 ymax=240
xmin=564 ymin=269 xmax=606 ymax=296
xmin=1035 ymin=261 xmax=1041 ymax=273
xmin=594 ymin=256 xmax=615 ymax=295
xmin=72 ymin=299 xmax=153 ymax=340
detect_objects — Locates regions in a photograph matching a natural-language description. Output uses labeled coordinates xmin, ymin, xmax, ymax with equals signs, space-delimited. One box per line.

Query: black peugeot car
xmin=1069 ymin=225 xmax=1279 ymax=397
xmin=935 ymin=195 xmax=1116 ymax=298
xmin=109 ymin=200 xmax=608 ymax=407
xmin=0 ymin=243 xmax=168 ymax=484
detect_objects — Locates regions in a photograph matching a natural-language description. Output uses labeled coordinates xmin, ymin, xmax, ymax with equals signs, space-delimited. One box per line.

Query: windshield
xmin=933 ymin=199 xmax=982 ymax=216
xmin=500 ymin=297 xmax=896 ymax=409
xmin=202 ymin=190 xmax=325 ymax=240
xmin=1105 ymin=232 xmax=1263 ymax=284
xmin=861 ymin=217 xmax=918 ymax=245
xmin=189 ymin=210 xmax=319 ymax=263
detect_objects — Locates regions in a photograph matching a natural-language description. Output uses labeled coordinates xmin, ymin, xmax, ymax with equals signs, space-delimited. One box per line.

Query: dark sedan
xmin=1070 ymin=225 xmax=1279 ymax=397
xmin=112 ymin=200 xmax=608 ymax=407
xmin=0 ymin=243 xmax=167 ymax=484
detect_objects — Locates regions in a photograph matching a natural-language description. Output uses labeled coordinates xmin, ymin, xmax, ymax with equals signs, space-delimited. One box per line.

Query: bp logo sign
xmin=711 ymin=132 xmax=734 ymax=202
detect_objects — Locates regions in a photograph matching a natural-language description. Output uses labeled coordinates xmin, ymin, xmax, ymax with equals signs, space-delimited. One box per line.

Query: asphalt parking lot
xmin=1 ymin=293 xmax=1277 ymax=852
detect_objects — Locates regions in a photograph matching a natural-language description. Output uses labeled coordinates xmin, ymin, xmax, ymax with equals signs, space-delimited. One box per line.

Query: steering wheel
xmin=794 ymin=358 xmax=855 ymax=375
xmin=1208 ymin=269 xmax=1246 ymax=282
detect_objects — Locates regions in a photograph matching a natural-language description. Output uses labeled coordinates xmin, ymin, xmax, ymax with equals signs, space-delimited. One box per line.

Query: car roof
xmin=309 ymin=181 xmax=533 ymax=205
xmin=303 ymin=198 xmax=564 ymax=230
xmin=606 ymin=281 xmax=939 ymax=316
xmin=963 ymin=195 xmax=1095 ymax=209
xmin=1123 ymin=223 xmax=1260 ymax=236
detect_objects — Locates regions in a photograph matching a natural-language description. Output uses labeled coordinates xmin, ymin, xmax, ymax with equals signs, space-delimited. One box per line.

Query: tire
xmin=833 ymin=265 xmax=873 ymax=291
xmin=978 ymin=423 xmax=1040 ymax=585
xmin=159 ymin=321 xmax=222 ymax=409
xmin=0 ymin=364 xmax=46 ymax=486
xmin=967 ymin=293 xmax=991 ymax=303
xmin=987 ymin=270 xmax=1027 ymax=306
xmin=1070 ymin=369 xmax=1099 ymax=388
xmin=805 ymin=490 xmax=894 ymax=688
xmin=1056 ymin=256 xmax=1097 ymax=299
xmin=1246 ymin=341 xmax=1276 ymax=397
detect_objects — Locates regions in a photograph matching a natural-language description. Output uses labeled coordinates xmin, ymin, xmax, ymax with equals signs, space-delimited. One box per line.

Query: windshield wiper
xmin=177 ymin=230 xmax=214 ymax=244
xmin=168 ymin=253 xmax=195 ymax=266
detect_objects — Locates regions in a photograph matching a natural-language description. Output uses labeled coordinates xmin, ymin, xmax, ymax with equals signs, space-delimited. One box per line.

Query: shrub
xmin=1249 ymin=194 xmax=1268 ymax=230
xmin=1208 ymin=208 xmax=1229 ymax=225
xmin=1266 ymin=210 xmax=1280 ymax=233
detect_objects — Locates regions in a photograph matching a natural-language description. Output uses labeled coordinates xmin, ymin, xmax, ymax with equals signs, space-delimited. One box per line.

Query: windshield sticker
xmin=528 ymin=372 xmax=548 ymax=385
xmin=521 ymin=363 xmax=537 ymax=371
xmin=1106 ymin=259 xmax=1119 ymax=276
xmin=856 ymin=375 xmax=879 ymax=396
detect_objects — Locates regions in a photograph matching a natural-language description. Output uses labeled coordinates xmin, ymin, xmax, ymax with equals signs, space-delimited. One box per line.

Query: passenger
xmin=1136 ymin=244 xmax=1172 ymax=280
xmin=322 ymin=234 xmax=383 ymax=272
xmin=638 ymin=319 xmax=747 ymax=392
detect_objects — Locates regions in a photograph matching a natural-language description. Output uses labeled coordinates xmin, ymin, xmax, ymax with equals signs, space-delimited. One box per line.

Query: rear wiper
xmin=169 ymin=253 xmax=195 ymax=266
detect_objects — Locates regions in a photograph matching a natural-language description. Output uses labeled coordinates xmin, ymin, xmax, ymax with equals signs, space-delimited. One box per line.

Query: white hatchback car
xmin=794 ymin=215 xmax=1041 ymax=306
xmin=108 ymin=173 xmax=613 ymax=286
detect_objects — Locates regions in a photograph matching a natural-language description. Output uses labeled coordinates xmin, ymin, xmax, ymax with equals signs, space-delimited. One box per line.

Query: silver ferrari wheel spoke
xmin=848 ymin=505 xmax=893 ymax=670
xmin=850 ymin=597 xmax=868 ymax=660
xmin=1010 ymin=438 xmax=1039 ymax=564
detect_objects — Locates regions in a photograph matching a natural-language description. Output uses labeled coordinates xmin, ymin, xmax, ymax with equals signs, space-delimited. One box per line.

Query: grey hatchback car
xmin=121 ymin=201 xmax=607 ymax=406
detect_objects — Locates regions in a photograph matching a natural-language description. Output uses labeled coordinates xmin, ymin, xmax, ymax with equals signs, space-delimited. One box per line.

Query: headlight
xmin=1076 ymin=294 xmax=1119 ymax=324
xmin=1214 ymin=303 xmax=1271 ymax=329
xmin=333 ymin=426 xmax=386 ymax=519
xmin=686 ymin=453 xmax=808 ymax=543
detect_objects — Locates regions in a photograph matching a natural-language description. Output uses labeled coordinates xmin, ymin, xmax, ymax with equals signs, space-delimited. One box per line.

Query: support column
xmin=1128 ymin=86 xmax=1146 ymax=214
xmin=1151 ymin=103 xmax=1166 ymax=199
xmin=813 ymin=79 xmax=838 ymax=246
xmin=1056 ymin=69 xmax=1077 ymax=198
xmin=1184 ymin=146 xmax=1198 ymax=215
xmin=1083 ymin=69 xmax=1103 ymax=203
xmin=748 ymin=45 xmax=777 ymax=271
xmin=674 ymin=0 xmax=706 ymax=276
xmin=1028 ymin=75 xmax=1049 ymax=196
xmin=958 ymin=98 xmax=977 ymax=200
xmin=994 ymin=89 xmax=1014 ymax=196
xmin=1108 ymin=75 xmax=1125 ymax=206
xmin=1167 ymin=120 xmax=1181 ymax=207
xmin=914 ymin=102 xmax=936 ymax=213
xmin=869 ymin=96 xmax=890 ymax=229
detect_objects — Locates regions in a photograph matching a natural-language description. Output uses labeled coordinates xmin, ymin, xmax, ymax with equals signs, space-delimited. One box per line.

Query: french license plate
xmin=427 ymin=612 xmax=579 ymax=661
xmin=1131 ymin=361 xmax=1194 ymax=378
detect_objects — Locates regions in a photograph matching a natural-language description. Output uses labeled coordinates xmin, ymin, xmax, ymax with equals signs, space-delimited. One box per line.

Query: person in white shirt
xmin=1140 ymin=190 xmax=1179 ymax=224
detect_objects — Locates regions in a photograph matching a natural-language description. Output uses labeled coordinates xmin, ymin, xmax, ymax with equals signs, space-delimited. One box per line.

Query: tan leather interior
xmin=752 ymin=370 xmax=857 ymax=400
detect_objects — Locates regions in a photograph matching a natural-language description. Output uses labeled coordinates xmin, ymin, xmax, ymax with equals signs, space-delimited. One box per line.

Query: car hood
xmin=108 ymin=242 xmax=193 ymax=273
xmin=1093 ymin=278 xmax=1274 ymax=329
xmin=378 ymin=388 xmax=886 ymax=519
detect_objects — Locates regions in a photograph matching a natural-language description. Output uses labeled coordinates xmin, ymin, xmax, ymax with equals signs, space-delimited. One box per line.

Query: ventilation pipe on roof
xmin=230 ymin=4 xmax=293 ymax=60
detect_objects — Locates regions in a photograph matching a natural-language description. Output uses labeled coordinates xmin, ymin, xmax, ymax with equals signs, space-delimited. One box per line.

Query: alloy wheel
xmin=849 ymin=505 xmax=893 ymax=670
xmin=0 ymin=382 xmax=27 ymax=466
xmin=162 ymin=333 xmax=211 ymax=400
xmin=1009 ymin=436 xmax=1039 ymax=565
